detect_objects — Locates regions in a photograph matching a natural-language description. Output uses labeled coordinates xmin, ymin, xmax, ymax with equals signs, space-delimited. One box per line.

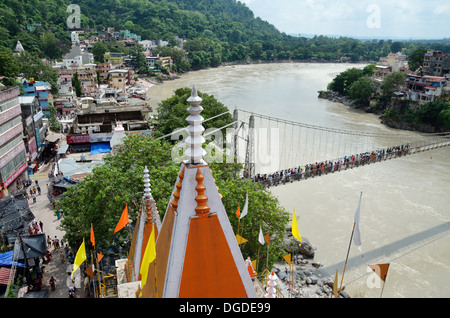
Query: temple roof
xmin=139 ymin=86 xmax=256 ymax=298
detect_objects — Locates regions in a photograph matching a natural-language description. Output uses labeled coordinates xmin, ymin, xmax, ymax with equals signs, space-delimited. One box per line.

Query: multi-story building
xmin=97 ymin=63 xmax=111 ymax=84
xmin=21 ymin=79 xmax=52 ymax=115
xmin=104 ymin=52 xmax=124 ymax=66
xmin=423 ymin=51 xmax=450 ymax=77
xmin=19 ymin=95 xmax=46 ymax=159
xmin=0 ymin=86 xmax=28 ymax=198
xmin=108 ymin=69 xmax=133 ymax=90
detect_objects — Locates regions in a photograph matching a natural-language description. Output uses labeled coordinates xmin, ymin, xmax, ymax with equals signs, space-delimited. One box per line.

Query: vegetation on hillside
xmin=1 ymin=0 xmax=450 ymax=72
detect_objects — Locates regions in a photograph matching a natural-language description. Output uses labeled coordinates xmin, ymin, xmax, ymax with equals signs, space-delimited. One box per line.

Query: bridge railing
xmin=254 ymin=139 xmax=450 ymax=187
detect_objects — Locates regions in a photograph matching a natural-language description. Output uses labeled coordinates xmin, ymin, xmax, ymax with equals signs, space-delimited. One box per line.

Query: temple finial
xmin=143 ymin=166 xmax=151 ymax=199
xmin=184 ymin=85 xmax=206 ymax=165
xmin=195 ymin=168 xmax=210 ymax=216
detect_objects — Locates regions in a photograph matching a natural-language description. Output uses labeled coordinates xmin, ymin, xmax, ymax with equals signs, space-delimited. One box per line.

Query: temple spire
xmin=185 ymin=85 xmax=206 ymax=165
xmin=143 ymin=166 xmax=151 ymax=200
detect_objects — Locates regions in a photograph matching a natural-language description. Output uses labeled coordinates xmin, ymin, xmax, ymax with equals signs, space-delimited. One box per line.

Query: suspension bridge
xmin=160 ymin=105 xmax=450 ymax=186
xmin=231 ymin=109 xmax=450 ymax=184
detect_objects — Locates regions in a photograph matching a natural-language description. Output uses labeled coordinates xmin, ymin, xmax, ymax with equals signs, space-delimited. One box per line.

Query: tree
xmin=46 ymin=103 xmax=61 ymax=132
xmin=327 ymin=68 xmax=364 ymax=95
xmin=91 ymin=41 xmax=108 ymax=63
xmin=408 ymin=48 xmax=427 ymax=72
xmin=348 ymin=76 xmax=374 ymax=106
xmin=72 ymin=72 xmax=82 ymax=97
xmin=40 ymin=32 xmax=61 ymax=60
xmin=381 ymin=72 xmax=406 ymax=98
xmin=156 ymin=87 xmax=233 ymax=137
xmin=0 ymin=50 xmax=19 ymax=85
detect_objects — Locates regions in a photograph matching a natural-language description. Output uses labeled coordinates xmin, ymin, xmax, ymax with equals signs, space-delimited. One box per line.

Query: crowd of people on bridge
xmin=253 ymin=144 xmax=410 ymax=187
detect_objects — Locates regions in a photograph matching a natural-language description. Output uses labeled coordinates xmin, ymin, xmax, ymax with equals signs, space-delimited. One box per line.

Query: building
xmin=398 ymin=74 xmax=448 ymax=106
xmin=77 ymin=65 xmax=98 ymax=96
xmin=422 ymin=51 xmax=450 ymax=77
xmin=108 ymin=69 xmax=133 ymax=90
xmin=97 ymin=63 xmax=111 ymax=84
xmin=21 ymin=79 xmax=52 ymax=115
xmin=19 ymin=96 xmax=45 ymax=170
xmin=116 ymin=86 xmax=257 ymax=298
xmin=13 ymin=41 xmax=25 ymax=56
xmin=62 ymin=45 xmax=94 ymax=69
xmin=0 ymin=86 xmax=28 ymax=198
xmin=104 ymin=52 xmax=124 ymax=66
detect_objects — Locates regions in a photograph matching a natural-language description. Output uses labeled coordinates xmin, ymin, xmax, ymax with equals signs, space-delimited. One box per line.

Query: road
xmin=27 ymin=149 xmax=86 ymax=298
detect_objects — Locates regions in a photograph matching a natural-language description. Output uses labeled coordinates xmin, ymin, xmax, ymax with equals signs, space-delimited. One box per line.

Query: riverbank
xmin=317 ymin=90 xmax=443 ymax=133
xmin=271 ymin=234 xmax=349 ymax=298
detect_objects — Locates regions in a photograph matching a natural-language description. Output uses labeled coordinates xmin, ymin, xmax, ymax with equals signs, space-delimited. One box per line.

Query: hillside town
xmin=1 ymin=23 xmax=450 ymax=299
xmin=372 ymin=51 xmax=450 ymax=105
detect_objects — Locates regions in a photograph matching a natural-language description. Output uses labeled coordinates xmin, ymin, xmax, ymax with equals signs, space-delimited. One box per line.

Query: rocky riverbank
xmin=318 ymin=90 xmax=439 ymax=133
xmin=268 ymin=231 xmax=350 ymax=298
xmin=318 ymin=90 xmax=365 ymax=110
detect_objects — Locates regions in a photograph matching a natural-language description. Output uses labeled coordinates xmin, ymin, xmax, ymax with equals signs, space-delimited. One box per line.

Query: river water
xmin=148 ymin=63 xmax=450 ymax=298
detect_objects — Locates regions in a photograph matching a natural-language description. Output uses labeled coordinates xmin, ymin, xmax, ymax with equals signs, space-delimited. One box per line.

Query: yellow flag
xmin=283 ymin=253 xmax=291 ymax=266
xmin=71 ymin=238 xmax=87 ymax=278
xmin=139 ymin=223 xmax=156 ymax=294
xmin=235 ymin=234 xmax=248 ymax=245
xmin=291 ymin=209 xmax=302 ymax=244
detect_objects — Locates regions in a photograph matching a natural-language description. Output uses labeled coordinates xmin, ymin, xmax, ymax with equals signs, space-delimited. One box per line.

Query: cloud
xmin=245 ymin=0 xmax=449 ymax=38
xmin=434 ymin=3 xmax=450 ymax=15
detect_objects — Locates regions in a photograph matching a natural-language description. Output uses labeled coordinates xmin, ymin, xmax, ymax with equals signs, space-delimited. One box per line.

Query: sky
xmin=240 ymin=0 xmax=450 ymax=39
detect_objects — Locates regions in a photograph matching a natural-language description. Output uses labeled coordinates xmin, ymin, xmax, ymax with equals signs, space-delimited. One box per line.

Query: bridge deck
xmin=253 ymin=140 xmax=450 ymax=187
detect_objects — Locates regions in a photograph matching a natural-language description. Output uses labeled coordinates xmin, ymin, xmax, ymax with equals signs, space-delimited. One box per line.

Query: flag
xmin=368 ymin=263 xmax=390 ymax=282
xmin=97 ymin=252 xmax=104 ymax=262
xmin=235 ymin=234 xmax=248 ymax=245
xmin=114 ymin=203 xmax=129 ymax=233
xmin=236 ymin=204 xmax=240 ymax=218
xmin=291 ymin=209 xmax=302 ymax=244
xmin=139 ymin=223 xmax=156 ymax=294
xmin=353 ymin=192 xmax=363 ymax=251
xmin=258 ymin=226 xmax=265 ymax=245
xmin=71 ymin=238 xmax=87 ymax=278
xmin=84 ymin=263 xmax=94 ymax=279
xmin=264 ymin=233 xmax=270 ymax=245
xmin=332 ymin=268 xmax=339 ymax=298
xmin=90 ymin=223 xmax=95 ymax=247
xmin=283 ymin=253 xmax=291 ymax=266
xmin=240 ymin=192 xmax=248 ymax=219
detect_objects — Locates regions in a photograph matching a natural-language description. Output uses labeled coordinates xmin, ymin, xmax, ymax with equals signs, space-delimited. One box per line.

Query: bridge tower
xmin=244 ymin=115 xmax=255 ymax=180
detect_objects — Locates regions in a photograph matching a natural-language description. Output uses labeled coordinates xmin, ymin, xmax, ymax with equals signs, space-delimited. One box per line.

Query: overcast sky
xmin=240 ymin=0 xmax=450 ymax=39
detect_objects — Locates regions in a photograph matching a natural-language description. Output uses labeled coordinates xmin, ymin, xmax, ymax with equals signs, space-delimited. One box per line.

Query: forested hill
xmin=0 ymin=0 xmax=285 ymax=50
xmin=1 ymin=0 xmax=450 ymax=66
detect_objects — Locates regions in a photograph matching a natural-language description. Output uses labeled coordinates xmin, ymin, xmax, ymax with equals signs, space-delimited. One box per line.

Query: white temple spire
xmin=184 ymin=85 xmax=206 ymax=165
xmin=143 ymin=166 xmax=151 ymax=199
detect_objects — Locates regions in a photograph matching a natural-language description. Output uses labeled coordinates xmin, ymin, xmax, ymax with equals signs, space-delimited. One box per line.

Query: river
xmin=147 ymin=63 xmax=450 ymax=298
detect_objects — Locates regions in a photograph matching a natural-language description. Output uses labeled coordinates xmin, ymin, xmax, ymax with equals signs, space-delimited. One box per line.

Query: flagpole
xmin=256 ymin=245 xmax=261 ymax=273
xmin=380 ymin=275 xmax=387 ymax=298
xmin=338 ymin=222 xmax=355 ymax=297
xmin=90 ymin=250 xmax=97 ymax=298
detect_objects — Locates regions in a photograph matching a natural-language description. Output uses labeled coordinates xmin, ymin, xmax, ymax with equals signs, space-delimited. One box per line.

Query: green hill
xmin=1 ymin=0 xmax=450 ymax=68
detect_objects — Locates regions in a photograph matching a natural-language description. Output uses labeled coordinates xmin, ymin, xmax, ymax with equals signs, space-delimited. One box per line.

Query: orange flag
xmin=264 ymin=233 xmax=270 ymax=245
xmin=97 ymin=252 xmax=104 ymax=262
xmin=114 ymin=204 xmax=129 ymax=233
xmin=90 ymin=223 xmax=95 ymax=247
xmin=236 ymin=204 xmax=240 ymax=218
xmin=368 ymin=263 xmax=390 ymax=282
